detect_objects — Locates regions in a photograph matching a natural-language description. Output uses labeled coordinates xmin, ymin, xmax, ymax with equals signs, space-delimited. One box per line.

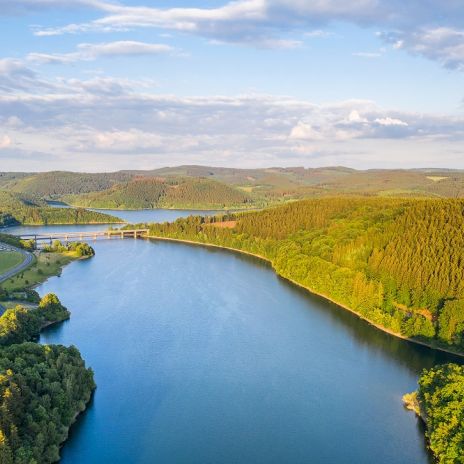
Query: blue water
xmin=6 ymin=209 xmax=220 ymax=236
xmin=26 ymin=220 xmax=461 ymax=463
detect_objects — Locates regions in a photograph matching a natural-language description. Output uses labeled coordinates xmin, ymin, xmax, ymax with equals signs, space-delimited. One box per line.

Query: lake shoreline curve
xmin=147 ymin=235 xmax=464 ymax=359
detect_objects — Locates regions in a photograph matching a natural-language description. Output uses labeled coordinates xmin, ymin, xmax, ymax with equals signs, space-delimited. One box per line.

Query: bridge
xmin=16 ymin=229 xmax=150 ymax=246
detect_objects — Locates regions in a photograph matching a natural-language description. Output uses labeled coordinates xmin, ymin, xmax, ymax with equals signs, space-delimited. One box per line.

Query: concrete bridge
xmin=16 ymin=229 xmax=150 ymax=246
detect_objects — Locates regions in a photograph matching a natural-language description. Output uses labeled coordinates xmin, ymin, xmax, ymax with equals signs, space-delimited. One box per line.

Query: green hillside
xmin=144 ymin=197 xmax=464 ymax=353
xmin=6 ymin=171 xmax=134 ymax=198
xmin=0 ymin=191 xmax=122 ymax=225
xmin=0 ymin=166 xmax=464 ymax=208
xmin=65 ymin=177 xmax=253 ymax=210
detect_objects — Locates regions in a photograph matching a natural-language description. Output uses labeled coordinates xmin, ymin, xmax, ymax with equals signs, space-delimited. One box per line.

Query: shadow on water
xmin=283 ymin=282 xmax=463 ymax=373
xmin=167 ymin=240 xmax=463 ymax=376
xmin=38 ymin=238 xmax=460 ymax=463
xmin=415 ymin=419 xmax=435 ymax=464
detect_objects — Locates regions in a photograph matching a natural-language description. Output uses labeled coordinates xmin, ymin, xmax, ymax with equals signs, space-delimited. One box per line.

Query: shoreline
xmin=72 ymin=205 xmax=253 ymax=212
xmin=9 ymin=221 xmax=126 ymax=227
xmin=147 ymin=235 xmax=464 ymax=359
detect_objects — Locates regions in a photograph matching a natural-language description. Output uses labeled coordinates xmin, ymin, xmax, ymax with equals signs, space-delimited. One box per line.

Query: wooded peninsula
xmin=0 ymin=238 xmax=96 ymax=463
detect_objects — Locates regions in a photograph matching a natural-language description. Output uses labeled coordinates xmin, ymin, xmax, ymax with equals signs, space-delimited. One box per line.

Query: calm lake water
xmin=8 ymin=214 xmax=461 ymax=463
xmin=6 ymin=209 xmax=220 ymax=235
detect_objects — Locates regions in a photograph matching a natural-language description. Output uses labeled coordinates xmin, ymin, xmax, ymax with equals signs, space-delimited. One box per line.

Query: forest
xmin=0 ymin=294 xmax=95 ymax=463
xmin=65 ymin=176 xmax=253 ymax=210
xmin=406 ymin=364 xmax=464 ymax=463
xmin=0 ymin=191 xmax=121 ymax=225
xmin=143 ymin=197 xmax=464 ymax=352
xmin=2 ymin=167 xmax=464 ymax=210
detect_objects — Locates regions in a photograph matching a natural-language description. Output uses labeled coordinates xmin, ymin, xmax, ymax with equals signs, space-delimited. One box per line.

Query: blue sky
xmin=0 ymin=0 xmax=463 ymax=171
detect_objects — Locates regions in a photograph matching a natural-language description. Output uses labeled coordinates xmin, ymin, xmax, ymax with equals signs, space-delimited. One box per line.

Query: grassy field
xmin=0 ymin=251 xmax=25 ymax=274
xmin=1 ymin=251 xmax=77 ymax=292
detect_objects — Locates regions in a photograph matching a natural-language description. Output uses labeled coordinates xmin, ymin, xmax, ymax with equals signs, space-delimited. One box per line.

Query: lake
xmin=6 ymin=208 xmax=221 ymax=235
xmin=9 ymin=213 xmax=461 ymax=463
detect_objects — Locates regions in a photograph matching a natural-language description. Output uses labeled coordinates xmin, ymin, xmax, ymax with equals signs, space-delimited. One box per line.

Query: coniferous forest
xmin=0 ymin=191 xmax=121 ymax=226
xmin=145 ymin=197 xmax=464 ymax=351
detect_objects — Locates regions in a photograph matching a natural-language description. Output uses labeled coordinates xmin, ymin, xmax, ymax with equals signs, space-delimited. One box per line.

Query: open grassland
xmin=0 ymin=251 xmax=25 ymax=274
xmin=1 ymin=252 xmax=77 ymax=292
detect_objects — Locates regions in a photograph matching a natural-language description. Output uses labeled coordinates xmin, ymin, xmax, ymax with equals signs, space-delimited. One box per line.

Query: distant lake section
xmin=7 ymin=208 xmax=222 ymax=236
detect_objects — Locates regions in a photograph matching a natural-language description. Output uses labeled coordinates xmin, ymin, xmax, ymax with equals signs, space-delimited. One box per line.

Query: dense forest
xmin=143 ymin=197 xmax=464 ymax=352
xmin=0 ymin=191 xmax=121 ymax=225
xmin=1 ymin=171 xmax=133 ymax=198
xmin=0 ymin=293 xmax=95 ymax=463
xmin=0 ymin=294 xmax=70 ymax=346
xmin=2 ymin=167 xmax=464 ymax=207
xmin=65 ymin=177 xmax=253 ymax=210
xmin=405 ymin=364 xmax=464 ymax=463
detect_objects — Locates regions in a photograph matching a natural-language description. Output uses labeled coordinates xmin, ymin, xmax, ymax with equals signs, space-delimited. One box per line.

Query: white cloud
xmin=0 ymin=135 xmax=12 ymax=149
xmin=290 ymin=122 xmax=324 ymax=141
xmin=19 ymin=0 xmax=464 ymax=69
xmin=27 ymin=41 xmax=175 ymax=65
xmin=347 ymin=110 xmax=368 ymax=123
xmin=374 ymin=117 xmax=409 ymax=126
xmin=0 ymin=61 xmax=462 ymax=170
xmin=381 ymin=27 xmax=464 ymax=70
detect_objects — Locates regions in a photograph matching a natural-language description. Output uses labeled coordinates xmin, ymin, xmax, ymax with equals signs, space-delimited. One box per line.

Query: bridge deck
xmin=16 ymin=229 xmax=150 ymax=243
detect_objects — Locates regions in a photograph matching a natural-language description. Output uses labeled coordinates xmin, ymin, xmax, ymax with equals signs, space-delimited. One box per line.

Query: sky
xmin=0 ymin=0 xmax=463 ymax=172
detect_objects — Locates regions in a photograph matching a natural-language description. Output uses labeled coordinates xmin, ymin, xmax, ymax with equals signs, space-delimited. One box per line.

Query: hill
xmin=3 ymin=171 xmax=133 ymax=198
xmin=2 ymin=166 xmax=464 ymax=210
xmin=144 ymin=197 xmax=464 ymax=353
xmin=64 ymin=177 xmax=253 ymax=210
xmin=0 ymin=191 xmax=122 ymax=225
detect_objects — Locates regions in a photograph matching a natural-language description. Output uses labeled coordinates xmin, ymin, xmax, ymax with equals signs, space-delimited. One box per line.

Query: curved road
xmin=0 ymin=242 xmax=34 ymax=284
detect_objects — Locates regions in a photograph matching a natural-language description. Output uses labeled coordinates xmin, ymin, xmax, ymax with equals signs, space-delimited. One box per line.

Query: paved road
xmin=0 ymin=242 xmax=34 ymax=284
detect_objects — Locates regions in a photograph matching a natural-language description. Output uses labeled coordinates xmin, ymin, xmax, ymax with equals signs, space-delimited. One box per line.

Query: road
xmin=0 ymin=242 xmax=34 ymax=284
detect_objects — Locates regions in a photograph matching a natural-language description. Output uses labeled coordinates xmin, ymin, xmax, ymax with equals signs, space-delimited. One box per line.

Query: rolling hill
xmin=64 ymin=177 xmax=253 ymax=210
xmin=1 ymin=166 xmax=464 ymax=210
xmin=0 ymin=191 xmax=122 ymax=225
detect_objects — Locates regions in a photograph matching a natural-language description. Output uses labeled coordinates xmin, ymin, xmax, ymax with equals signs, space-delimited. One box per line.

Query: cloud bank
xmin=13 ymin=0 xmax=464 ymax=69
xmin=0 ymin=60 xmax=462 ymax=171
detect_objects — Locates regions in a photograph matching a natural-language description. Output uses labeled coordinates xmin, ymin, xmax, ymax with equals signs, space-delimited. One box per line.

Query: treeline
xmin=43 ymin=240 xmax=95 ymax=258
xmin=67 ymin=177 xmax=253 ymax=210
xmin=0 ymin=190 xmax=122 ymax=225
xmin=406 ymin=364 xmax=464 ymax=463
xmin=0 ymin=294 xmax=95 ymax=463
xmin=144 ymin=197 xmax=464 ymax=352
xmin=0 ymin=294 xmax=70 ymax=346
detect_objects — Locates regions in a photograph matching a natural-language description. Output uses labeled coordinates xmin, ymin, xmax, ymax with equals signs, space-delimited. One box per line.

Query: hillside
xmin=64 ymin=177 xmax=253 ymax=210
xmin=0 ymin=191 xmax=122 ymax=225
xmin=140 ymin=166 xmax=464 ymax=200
xmin=2 ymin=167 xmax=464 ymax=209
xmin=144 ymin=197 xmax=464 ymax=353
xmin=4 ymin=171 xmax=133 ymax=198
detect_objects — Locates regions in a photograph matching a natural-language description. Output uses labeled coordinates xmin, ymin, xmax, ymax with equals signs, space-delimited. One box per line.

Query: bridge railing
xmin=15 ymin=229 xmax=150 ymax=244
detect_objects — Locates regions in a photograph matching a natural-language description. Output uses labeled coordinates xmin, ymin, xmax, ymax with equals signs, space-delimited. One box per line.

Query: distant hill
xmin=3 ymin=171 xmax=134 ymax=198
xmin=0 ymin=190 xmax=122 ymax=226
xmin=64 ymin=177 xmax=253 ymax=210
xmin=1 ymin=166 xmax=464 ymax=210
